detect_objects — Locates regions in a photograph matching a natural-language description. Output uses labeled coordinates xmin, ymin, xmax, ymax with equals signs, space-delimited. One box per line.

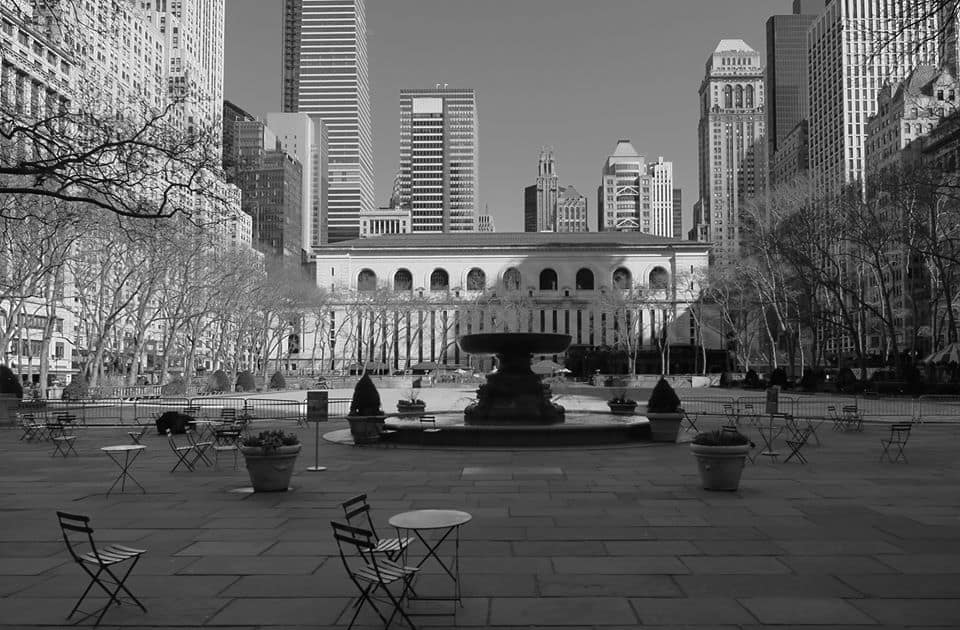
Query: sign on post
xmin=307 ymin=390 xmax=329 ymax=423
xmin=765 ymin=385 xmax=780 ymax=415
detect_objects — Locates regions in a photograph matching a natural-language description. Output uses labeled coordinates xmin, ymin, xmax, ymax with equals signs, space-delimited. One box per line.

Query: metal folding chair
xmin=419 ymin=415 xmax=441 ymax=444
xmin=721 ymin=424 xmax=755 ymax=463
xmin=341 ymin=494 xmax=414 ymax=562
xmin=18 ymin=413 xmax=43 ymax=441
xmin=49 ymin=421 xmax=78 ymax=457
xmin=880 ymin=423 xmax=912 ymax=463
xmin=56 ymin=511 xmax=147 ymax=626
xmin=828 ymin=405 xmax=843 ymax=431
xmin=185 ymin=429 xmax=213 ymax=466
xmin=679 ymin=408 xmax=700 ymax=433
xmin=127 ymin=425 xmax=148 ymax=445
xmin=165 ymin=429 xmax=203 ymax=472
xmin=785 ymin=427 xmax=814 ymax=464
xmin=722 ymin=403 xmax=738 ymax=427
xmin=331 ymin=520 xmax=419 ymax=630
xmin=840 ymin=405 xmax=863 ymax=432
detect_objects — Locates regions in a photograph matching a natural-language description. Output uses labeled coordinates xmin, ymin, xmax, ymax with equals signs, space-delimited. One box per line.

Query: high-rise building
xmin=266 ymin=113 xmax=326 ymax=251
xmin=556 ymin=186 xmax=588 ymax=233
xmin=283 ymin=0 xmax=373 ymax=243
xmin=524 ymin=148 xmax=559 ymax=232
xmin=598 ymin=140 xmax=675 ymax=237
xmin=766 ymin=1 xmax=820 ymax=156
xmin=807 ymin=0 xmax=939 ymax=195
xmin=398 ymin=86 xmax=478 ymax=233
xmin=693 ymin=40 xmax=766 ymax=266
xmin=223 ymin=101 xmax=257 ymax=183
xmin=672 ymin=189 xmax=682 ymax=241
xmin=142 ymin=1 xmax=226 ymax=154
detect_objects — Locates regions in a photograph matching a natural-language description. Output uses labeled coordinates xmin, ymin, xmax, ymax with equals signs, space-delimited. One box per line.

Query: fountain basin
xmin=458 ymin=333 xmax=573 ymax=356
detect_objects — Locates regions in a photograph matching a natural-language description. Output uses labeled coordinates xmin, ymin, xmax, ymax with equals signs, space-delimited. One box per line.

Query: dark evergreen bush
xmin=62 ymin=376 xmax=89 ymax=400
xmin=799 ymin=368 xmax=822 ymax=392
xmin=208 ymin=369 xmax=230 ymax=392
xmin=719 ymin=372 xmax=731 ymax=388
xmin=236 ymin=371 xmax=256 ymax=392
xmin=769 ymin=368 xmax=788 ymax=388
xmin=269 ymin=371 xmax=286 ymax=390
xmin=161 ymin=376 xmax=187 ymax=396
xmin=349 ymin=373 xmax=383 ymax=417
xmin=836 ymin=367 xmax=857 ymax=392
xmin=0 ymin=365 xmax=23 ymax=398
xmin=745 ymin=369 xmax=760 ymax=388
xmin=647 ymin=377 xmax=681 ymax=413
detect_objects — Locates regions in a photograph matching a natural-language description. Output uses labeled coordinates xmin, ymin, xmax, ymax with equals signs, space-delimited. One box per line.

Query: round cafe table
xmin=101 ymin=444 xmax=147 ymax=495
xmin=388 ymin=509 xmax=472 ymax=606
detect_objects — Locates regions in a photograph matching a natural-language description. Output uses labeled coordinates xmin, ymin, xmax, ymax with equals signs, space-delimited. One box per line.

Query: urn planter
xmin=348 ymin=415 xmax=387 ymax=444
xmin=396 ymin=401 xmax=426 ymax=413
xmin=239 ymin=444 xmax=301 ymax=492
xmin=690 ymin=442 xmax=750 ymax=491
xmin=646 ymin=411 xmax=683 ymax=443
xmin=607 ymin=401 xmax=638 ymax=416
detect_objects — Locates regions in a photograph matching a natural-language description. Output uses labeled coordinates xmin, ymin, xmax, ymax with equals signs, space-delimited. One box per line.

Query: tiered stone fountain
xmin=458 ymin=332 xmax=571 ymax=425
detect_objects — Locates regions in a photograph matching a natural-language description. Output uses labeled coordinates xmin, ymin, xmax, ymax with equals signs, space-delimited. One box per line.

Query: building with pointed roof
xmin=691 ymin=39 xmax=765 ymax=266
xmin=598 ymin=140 xmax=674 ymax=237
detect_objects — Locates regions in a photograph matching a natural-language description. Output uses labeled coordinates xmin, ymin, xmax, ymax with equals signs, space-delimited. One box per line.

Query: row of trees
xmin=710 ymin=166 xmax=960 ymax=378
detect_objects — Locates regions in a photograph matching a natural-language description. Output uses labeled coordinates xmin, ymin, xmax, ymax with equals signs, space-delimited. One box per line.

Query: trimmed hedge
xmin=0 ymin=365 xmax=23 ymax=398
xmin=161 ymin=377 xmax=187 ymax=396
xmin=236 ymin=371 xmax=256 ymax=392
xmin=62 ymin=377 xmax=89 ymax=400
xmin=269 ymin=371 xmax=286 ymax=390
xmin=208 ymin=370 xmax=230 ymax=392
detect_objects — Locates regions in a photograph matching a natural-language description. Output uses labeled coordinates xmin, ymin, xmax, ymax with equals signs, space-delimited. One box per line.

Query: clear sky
xmin=224 ymin=0 xmax=784 ymax=234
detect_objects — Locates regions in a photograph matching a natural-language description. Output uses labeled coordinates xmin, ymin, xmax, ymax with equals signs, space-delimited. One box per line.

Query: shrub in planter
xmin=836 ymin=367 xmax=857 ymax=392
xmin=156 ymin=411 xmax=193 ymax=435
xmin=269 ymin=371 xmax=286 ymax=390
xmin=744 ymin=369 xmax=760 ymax=388
xmin=240 ymin=430 xmax=301 ymax=492
xmin=161 ymin=377 xmax=187 ymax=396
xmin=607 ymin=390 xmax=638 ymax=415
xmin=62 ymin=376 xmax=89 ymax=400
xmin=799 ymin=368 xmax=821 ymax=392
xmin=236 ymin=371 xmax=256 ymax=392
xmin=208 ymin=370 xmax=230 ymax=393
xmin=397 ymin=389 xmax=426 ymax=412
xmin=719 ymin=371 xmax=731 ymax=388
xmin=690 ymin=427 xmax=752 ymax=491
xmin=768 ymin=368 xmax=788 ymax=388
xmin=646 ymin=377 xmax=682 ymax=442
xmin=348 ymin=373 xmax=385 ymax=444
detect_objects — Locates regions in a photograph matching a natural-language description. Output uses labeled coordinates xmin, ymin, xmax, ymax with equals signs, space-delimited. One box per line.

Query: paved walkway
xmin=1 ymin=415 xmax=958 ymax=629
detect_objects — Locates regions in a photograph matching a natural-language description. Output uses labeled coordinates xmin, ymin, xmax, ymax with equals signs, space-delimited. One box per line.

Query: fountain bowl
xmin=458 ymin=333 xmax=572 ymax=356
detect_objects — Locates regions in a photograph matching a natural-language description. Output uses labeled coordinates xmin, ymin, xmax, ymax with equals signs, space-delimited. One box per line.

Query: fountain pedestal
xmin=458 ymin=333 xmax=571 ymax=425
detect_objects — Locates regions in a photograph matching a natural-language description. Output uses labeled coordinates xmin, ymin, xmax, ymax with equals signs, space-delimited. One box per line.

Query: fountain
xmin=458 ymin=332 xmax=571 ymax=425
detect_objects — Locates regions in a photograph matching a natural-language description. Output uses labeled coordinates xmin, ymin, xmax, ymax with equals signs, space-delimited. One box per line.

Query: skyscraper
xmin=693 ymin=40 xmax=766 ymax=266
xmin=766 ymin=0 xmax=820 ymax=184
xmin=283 ymin=0 xmax=373 ymax=243
xmin=807 ymin=0 xmax=939 ymax=195
xmin=524 ymin=148 xmax=559 ymax=232
xmin=267 ymin=113 xmax=326 ymax=250
xmin=398 ymin=86 xmax=478 ymax=233
xmin=672 ymin=189 xmax=682 ymax=241
xmin=598 ymin=140 xmax=675 ymax=237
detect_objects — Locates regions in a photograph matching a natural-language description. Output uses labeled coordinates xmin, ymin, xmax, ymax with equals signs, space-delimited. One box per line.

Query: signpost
xmin=765 ymin=385 xmax=779 ymax=415
xmin=306 ymin=390 xmax=328 ymax=472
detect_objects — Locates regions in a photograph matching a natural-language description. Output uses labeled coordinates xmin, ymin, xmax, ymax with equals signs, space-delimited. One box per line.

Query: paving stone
xmin=176 ymin=556 xmax=323 ymax=575
xmin=552 ymin=556 xmax=688 ymax=575
xmin=207 ymin=597 xmax=351 ymax=626
xmin=837 ymin=573 xmax=960 ymax=598
xmin=875 ymin=553 xmax=960 ymax=573
xmin=780 ymin=555 xmax=899 ymax=575
xmin=630 ymin=596 xmax=756 ymax=625
xmin=681 ymin=555 xmax=791 ymax=574
xmin=174 ymin=541 xmax=274 ymax=556
xmin=537 ymin=574 xmax=682 ymax=597
xmin=740 ymin=597 xmax=877 ymax=625
xmin=850 ymin=599 xmax=960 ymax=626
xmin=490 ymin=596 xmax=637 ymax=625
xmin=675 ymin=574 xmax=860 ymax=598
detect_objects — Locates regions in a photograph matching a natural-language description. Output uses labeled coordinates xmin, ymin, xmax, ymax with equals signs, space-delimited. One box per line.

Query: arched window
xmin=723 ymin=84 xmax=732 ymax=109
xmin=466 ymin=268 xmax=486 ymax=291
xmin=393 ymin=268 xmax=412 ymax=291
xmin=502 ymin=267 xmax=521 ymax=291
xmin=539 ymin=268 xmax=558 ymax=291
xmin=357 ymin=269 xmax=377 ymax=291
xmin=430 ymin=268 xmax=449 ymax=291
xmin=613 ymin=267 xmax=632 ymax=290
xmin=575 ymin=268 xmax=595 ymax=290
xmin=745 ymin=84 xmax=754 ymax=108
xmin=649 ymin=266 xmax=670 ymax=290
xmin=735 ymin=85 xmax=743 ymax=108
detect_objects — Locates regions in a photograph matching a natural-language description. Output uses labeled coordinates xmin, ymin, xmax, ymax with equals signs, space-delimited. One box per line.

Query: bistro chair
xmin=166 ymin=429 xmax=203 ymax=472
xmin=56 ymin=511 xmax=147 ymax=626
xmin=341 ymin=494 xmax=414 ymax=562
xmin=880 ymin=423 xmax=912 ymax=463
xmin=331 ymin=520 xmax=419 ymax=630
xmin=784 ymin=427 xmax=814 ymax=464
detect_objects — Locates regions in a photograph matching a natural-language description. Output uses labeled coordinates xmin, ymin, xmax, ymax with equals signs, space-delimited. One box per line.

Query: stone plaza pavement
xmin=1 ymin=414 xmax=959 ymax=629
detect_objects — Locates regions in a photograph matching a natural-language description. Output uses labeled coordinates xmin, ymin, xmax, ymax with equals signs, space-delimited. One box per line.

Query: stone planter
xmin=348 ymin=415 xmax=386 ymax=444
xmin=646 ymin=411 xmax=682 ymax=443
xmin=607 ymin=401 xmax=638 ymax=416
xmin=239 ymin=444 xmax=301 ymax=492
xmin=690 ymin=443 xmax=750 ymax=491
xmin=396 ymin=401 xmax=426 ymax=413
xmin=0 ymin=394 xmax=22 ymax=426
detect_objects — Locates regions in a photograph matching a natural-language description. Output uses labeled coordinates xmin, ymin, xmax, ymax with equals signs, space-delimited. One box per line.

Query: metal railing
xmin=682 ymin=394 xmax=959 ymax=424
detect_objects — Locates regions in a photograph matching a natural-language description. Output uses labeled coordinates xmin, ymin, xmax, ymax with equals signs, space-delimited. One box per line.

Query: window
xmin=466 ymin=268 xmax=486 ymax=291
xmin=724 ymin=84 xmax=732 ymax=108
xmin=539 ymin=269 xmax=558 ymax=291
xmin=649 ymin=266 xmax=670 ymax=289
xmin=357 ymin=269 xmax=377 ymax=291
xmin=575 ymin=268 xmax=595 ymax=290
xmin=430 ymin=268 xmax=449 ymax=291
xmin=394 ymin=268 xmax=412 ymax=291
xmin=613 ymin=267 xmax=632 ymax=290
xmin=503 ymin=267 xmax=521 ymax=290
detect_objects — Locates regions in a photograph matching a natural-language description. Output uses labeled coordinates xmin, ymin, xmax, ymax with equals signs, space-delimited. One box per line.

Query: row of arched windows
xmin=722 ymin=84 xmax=755 ymax=109
xmin=357 ymin=266 xmax=671 ymax=292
